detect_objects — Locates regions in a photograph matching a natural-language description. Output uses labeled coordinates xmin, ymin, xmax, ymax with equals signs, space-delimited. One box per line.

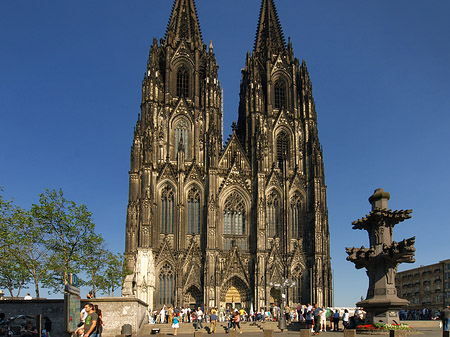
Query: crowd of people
xmin=145 ymin=303 xmax=368 ymax=334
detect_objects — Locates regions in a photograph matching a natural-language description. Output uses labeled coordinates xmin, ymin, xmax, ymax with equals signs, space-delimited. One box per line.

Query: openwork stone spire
xmin=165 ymin=0 xmax=203 ymax=48
xmin=254 ymin=0 xmax=286 ymax=57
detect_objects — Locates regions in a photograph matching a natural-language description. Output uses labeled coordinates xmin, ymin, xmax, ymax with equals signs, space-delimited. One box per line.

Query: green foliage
xmin=0 ymin=188 xmax=32 ymax=297
xmin=31 ymin=189 xmax=97 ymax=292
xmin=1 ymin=187 xmax=126 ymax=297
xmin=97 ymin=252 xmax=132 ymax=297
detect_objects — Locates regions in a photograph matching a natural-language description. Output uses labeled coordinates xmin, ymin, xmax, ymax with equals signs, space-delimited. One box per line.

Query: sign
xmin=64 ymin=278 xmax=81 ymax=333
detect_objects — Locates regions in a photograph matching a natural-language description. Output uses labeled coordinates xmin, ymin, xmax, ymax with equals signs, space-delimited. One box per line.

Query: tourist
xmin=172 ymin=312 xmax=180 ymax=336
xmin=94 ymin=305 xmax=103 ymax=336
xmin=218 ymin=305 xmax=225 ymax=322
xmin=87 ymin=291 xmax=94 ymax=299
xmin=342 ymin=309 xmax=350 ymax=329
xmin=195 ymin=307 xmax=204 ymax=331
xmin=319 ymin=306 xmax=327 ymax=332
xmin=305 ymin=304 xmax=314 ymax=331
xmin=83 ymin=303 xmax=100 ymax=337
xmin=441 ymin=305 xmax=450 ymax=331
xmin=20 ymin=321 xmax=38 ymax=337
xmin=312 ymin=303 xmax=323 ymax=335
xmin=43 ymin=316 xmax=52 ymax=337
xmin=232 ymin=311 xmax=242 ymax=334
xmin=332 ymin=310 xmax=340 ymax=331
xmin=209 ymin=309 xmax=217 ymax=334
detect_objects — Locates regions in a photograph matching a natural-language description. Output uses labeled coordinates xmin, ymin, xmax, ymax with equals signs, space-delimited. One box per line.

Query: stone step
xmin=138 ymin=321 xmax=300 ymax=336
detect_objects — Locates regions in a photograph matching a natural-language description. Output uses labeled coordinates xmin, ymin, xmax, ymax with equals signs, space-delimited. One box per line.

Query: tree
xmin=11 ymin=213 xmax=50 ymax=298
xmin=97 ymin=252 xmax=131 ymax=297
xmin=31 ymin=189 xmax=97 ymax=292
xmin=79 ymin=232 xmax=107 ymax=298
xmin=0 ymin=188 xmax=31 ymax=297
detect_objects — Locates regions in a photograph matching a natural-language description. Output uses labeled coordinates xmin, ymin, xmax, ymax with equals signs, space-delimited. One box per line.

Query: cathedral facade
xmin=122 ymin=0 xmax=332 ymax=310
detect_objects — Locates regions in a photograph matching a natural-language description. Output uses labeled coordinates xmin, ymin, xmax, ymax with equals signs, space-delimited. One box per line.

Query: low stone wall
xmin=0 ymin=297 xmax=148 ymax=337
xmin=82 ymin=297 xmax=148 ymax=336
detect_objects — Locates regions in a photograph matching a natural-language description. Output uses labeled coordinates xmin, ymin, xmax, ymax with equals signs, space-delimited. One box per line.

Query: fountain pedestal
xmin=346 ymin=189 xmax=415 ymax=325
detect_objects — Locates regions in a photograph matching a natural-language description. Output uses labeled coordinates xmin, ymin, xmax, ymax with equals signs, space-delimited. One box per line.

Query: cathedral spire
xmin=254 ymin=0 xmax=286 ymax=57
xmin=165 ymin=0 xmax=203 ymax=48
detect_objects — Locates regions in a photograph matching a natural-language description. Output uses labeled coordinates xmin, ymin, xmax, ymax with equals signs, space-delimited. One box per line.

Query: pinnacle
xmin=165 ymin=0 xmax=203 ymax=47
xmin=254 ymin=0 xmax=286 ymax=56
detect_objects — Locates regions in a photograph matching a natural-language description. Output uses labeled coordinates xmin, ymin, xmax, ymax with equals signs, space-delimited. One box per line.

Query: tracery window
xmin=176 ymin=66 xmax=189 ymax=97
xmin=276 ymin=131 xmax=289 ymax=169
xmin=159 ymin=263 xmax=174 ymax=305
xmin=175 ymin=119 xmax=189 ymax=158
xmin=161 ymin=186 xmax=174 ymax=234
xmin=274 ymin=80 xmax=286 ymax=110
xmin=187 ymin=187 xmax=201 ymax=234
xmin=290 ymin=194 xmax=302 ymax=238
xmin=223 ymin=191 xmax=246 ymax=250
xmin=292 ymin=276 xmax=302 ymax=303
xmin=267 ymin=192 xmax=281 ymax=237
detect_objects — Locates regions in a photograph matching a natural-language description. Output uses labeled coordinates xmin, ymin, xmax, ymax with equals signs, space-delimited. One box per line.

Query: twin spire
xmin=254 ymin=0 xmax=286 ymax=56
xmin=165 ymin=0 xmax=203 ymax=48
xmin=165 ymin=0 xmax=286 ymax=56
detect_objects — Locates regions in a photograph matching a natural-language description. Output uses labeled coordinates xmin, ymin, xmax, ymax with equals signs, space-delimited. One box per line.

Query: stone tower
xmin=123 ymin=0 xmax=332 ymax=310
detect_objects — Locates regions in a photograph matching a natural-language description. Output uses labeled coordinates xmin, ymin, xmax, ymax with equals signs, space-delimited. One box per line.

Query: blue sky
xmin=1 ymin=0 xmax=449 ymax=306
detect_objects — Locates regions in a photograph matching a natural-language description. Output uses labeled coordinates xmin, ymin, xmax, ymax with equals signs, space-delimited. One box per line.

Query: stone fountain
xmin=346 ymin=188 xmax=416 ymax=324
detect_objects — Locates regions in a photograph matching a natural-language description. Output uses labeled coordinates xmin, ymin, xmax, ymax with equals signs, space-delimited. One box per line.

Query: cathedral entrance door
xmin=270 ymin=287 xmax=281 ymax=307
xmin=224 ymin=286 xmax=241 ymax=310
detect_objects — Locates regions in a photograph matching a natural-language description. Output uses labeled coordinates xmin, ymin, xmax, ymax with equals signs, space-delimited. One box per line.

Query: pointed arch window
xmin=187 ymin=188 xmax=201 ymax=234
xmin=274 ymin=80 xmax=286 ymax=110
xmin=276 ymin=131 xmax=289 ymax=169
xmin=161 ymin=186 xmax=174 ymax=234
xmin=223 ymin=191 xmax=246 ymax=250
xmin=175 ymin=119 xmax=189 ymax=158
xmin=290 ymin=194 xmax=303 ymax=238
xmin=267 ymin=192 xmax=282 ymax=237
xmin=159 ymin=263 xmax=174 ymax=306
xmin=176 ymin=66 xmax=189 ymax=98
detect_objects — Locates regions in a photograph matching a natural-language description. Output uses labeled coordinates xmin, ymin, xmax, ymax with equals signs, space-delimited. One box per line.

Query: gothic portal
xmin=122 ymin=0 xmax=332 ymax=310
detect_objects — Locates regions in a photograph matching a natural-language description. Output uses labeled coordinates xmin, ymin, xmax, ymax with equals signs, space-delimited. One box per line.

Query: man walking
xmin=83 ymin=303 xmax=99 ymax=337
xmin=209 ymin=310 xmax=217 ymax=334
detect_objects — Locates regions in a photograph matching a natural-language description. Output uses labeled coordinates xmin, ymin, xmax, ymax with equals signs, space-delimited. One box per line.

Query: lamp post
xmin=269 ymin=279 xmax=296 ymax=331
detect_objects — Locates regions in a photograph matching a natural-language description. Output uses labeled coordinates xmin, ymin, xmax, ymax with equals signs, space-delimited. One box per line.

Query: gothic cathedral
xmin=122 ymin=0 xmax=332 ymax=310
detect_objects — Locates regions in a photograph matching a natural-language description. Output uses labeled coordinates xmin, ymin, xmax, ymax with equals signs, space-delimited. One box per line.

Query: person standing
xmin=332 ymin=310 xmax=340 ymax=331
xmin=342 ymin=309 xmax=349 ymax=329
xmin=160 ymin=307 xmax=166 ymax=324
xmin=83 ymin=303 xmax=99 ymax=337
xmin=312 ymin=303 xmax=323 ymax=335
xmin=209 ymin=310 xmax=217 ymax=334
xmin=441 ymin=305 xmax=450 ymax=332
xmin=43 ymin=317 xmax=52 ymax=337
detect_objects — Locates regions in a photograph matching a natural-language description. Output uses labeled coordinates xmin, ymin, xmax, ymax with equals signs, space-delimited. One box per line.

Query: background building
xmin=396 ymin=259 xmax=450 ymax=311
xmin=122 ymin=0 xmax=332 ymax=310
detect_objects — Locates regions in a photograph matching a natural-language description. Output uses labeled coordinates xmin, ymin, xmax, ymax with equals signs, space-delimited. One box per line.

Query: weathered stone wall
xmin=0 ymin=299 xmax=66 ymax=336
xmin=0 ymin=297 xmax=148 ymax=337
xmin=82 ymin=297 xmax=148 ymax=336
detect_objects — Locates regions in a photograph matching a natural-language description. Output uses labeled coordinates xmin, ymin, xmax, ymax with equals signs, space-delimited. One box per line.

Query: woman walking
xmin=172 ymin=313 xmax=180 ymax=336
